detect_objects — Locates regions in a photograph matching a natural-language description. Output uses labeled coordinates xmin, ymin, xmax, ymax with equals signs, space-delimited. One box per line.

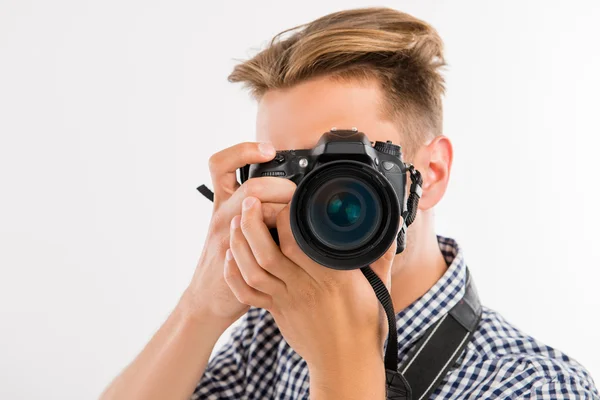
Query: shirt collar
xmin=395 ymin=235 xmax=468 ymax=362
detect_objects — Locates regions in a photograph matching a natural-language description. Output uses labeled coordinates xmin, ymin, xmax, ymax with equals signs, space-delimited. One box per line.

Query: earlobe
xmin=416 ymin=136 xmax=453 ymax=211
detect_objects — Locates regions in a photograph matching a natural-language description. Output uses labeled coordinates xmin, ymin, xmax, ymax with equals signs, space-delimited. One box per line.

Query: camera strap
xmin=196 ymin=164 xmax=482 ymax=400
xmin=361 ymin=265 xmax=482 ymax=400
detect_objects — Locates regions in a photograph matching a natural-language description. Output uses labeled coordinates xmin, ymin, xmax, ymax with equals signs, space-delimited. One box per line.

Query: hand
xmin=181 ymin=142 xmax=296 ymax=328
xmin=225 ymin=195 xmax=397 ymax=378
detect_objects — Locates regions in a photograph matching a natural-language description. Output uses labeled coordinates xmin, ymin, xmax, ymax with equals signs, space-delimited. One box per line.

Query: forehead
xmin=256 ymin=76 xmax=402 ymax=150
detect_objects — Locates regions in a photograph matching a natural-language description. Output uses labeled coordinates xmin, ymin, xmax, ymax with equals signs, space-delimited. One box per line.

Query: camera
xmin=239 ymin=128 xmax=414 ymax=270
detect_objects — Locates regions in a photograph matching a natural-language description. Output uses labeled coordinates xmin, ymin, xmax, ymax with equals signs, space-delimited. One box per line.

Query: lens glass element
xmin=307 ymin=177 xmax=382 ymax=251
xmin=326 ymin=192 xmax=362 ymax=227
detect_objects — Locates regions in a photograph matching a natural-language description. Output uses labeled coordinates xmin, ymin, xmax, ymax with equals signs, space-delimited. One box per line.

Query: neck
xmin=390 ymin=212 xmax=448 ymax=314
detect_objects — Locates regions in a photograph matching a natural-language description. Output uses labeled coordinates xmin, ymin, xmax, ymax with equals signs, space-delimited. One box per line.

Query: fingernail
xmin=231 ymin=215 xmax=240 ymax=230
xmin=225 ymin=248 xmax=233 ymax=261
xmin=258 ymin=142 xmax=275 ymax=157
xmin=242 ymin=196 xmax=257 ymax=211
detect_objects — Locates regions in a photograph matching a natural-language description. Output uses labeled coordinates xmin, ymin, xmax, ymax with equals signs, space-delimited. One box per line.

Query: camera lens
xmin=290 ymin=160 xmax=401 ymax=270
xmin=308 ymin=178 xmax=381 ymax=250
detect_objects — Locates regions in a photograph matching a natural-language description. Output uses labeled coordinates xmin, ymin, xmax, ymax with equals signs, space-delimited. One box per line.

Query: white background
xmin=1 ymin=1 xmax=599 ymax=399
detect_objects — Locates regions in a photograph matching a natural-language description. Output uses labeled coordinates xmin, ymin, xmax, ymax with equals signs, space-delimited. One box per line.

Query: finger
xmin=230 ymin=215 xmax=287 ymax=296
xmin=261 ymin=203 xmax=287 ymax=228
xmin=276 ymin=204 xmax=323 ymax=278
xmin=220 ymin=177 xmax=296 ymax=221
xmin=240 ymin=197 xmax=301 ymax=283
xmin=209 ymin=142 xmax=276 ymax=200
xmin=368 ymin=223 xmax=400 ymax=291
xmin=223 ymin=248 xmax=273 ymax=310
xmin=228 ymin=177 xmax=297 ymax=210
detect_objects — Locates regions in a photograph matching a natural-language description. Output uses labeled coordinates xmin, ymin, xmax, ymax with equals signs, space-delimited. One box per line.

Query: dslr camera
xmin=238 ymin=128 xmax=420 ymax=270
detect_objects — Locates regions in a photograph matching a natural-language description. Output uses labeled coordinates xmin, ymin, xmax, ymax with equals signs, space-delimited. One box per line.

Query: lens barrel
xmin=290 ymin=160 xmax=400 ymax=270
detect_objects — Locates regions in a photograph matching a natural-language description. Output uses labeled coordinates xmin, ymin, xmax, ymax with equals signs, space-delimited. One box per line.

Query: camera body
xmin=239 ymin=128 xmax=410 ymax=270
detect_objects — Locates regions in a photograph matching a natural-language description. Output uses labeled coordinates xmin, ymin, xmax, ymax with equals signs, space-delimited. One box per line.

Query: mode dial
xmin=373 ymin=140 xmax=401 ymax=157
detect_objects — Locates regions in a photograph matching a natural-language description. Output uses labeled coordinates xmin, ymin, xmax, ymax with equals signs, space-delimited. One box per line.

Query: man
xmin=100 ymin=7 xmax=598 ymax=400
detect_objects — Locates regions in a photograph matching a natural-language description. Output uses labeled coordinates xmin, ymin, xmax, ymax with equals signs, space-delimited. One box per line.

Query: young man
xmin=101 ymin=7 xmax=598 ymax=400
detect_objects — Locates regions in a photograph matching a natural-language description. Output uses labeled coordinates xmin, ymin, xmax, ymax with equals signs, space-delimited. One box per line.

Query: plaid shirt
xmin=192 ymin=236 xmax=599 ymax=399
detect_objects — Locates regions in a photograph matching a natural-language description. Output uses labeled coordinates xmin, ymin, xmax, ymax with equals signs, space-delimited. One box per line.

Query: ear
xmin=413 ymin=135 xmax=453 ymax=211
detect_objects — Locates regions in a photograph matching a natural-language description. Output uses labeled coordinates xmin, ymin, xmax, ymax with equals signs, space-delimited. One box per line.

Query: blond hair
xmin=228 ymin=7 xmax=446 ymax=155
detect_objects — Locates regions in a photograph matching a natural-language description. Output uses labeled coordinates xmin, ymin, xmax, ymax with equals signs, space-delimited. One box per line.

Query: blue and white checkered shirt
xmin=193 ymin=236 xmax=599 ymax=399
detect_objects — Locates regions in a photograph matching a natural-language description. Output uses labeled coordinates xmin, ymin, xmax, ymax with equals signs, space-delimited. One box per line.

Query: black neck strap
xmin=361 ymin=265 xmax=482 ymax=400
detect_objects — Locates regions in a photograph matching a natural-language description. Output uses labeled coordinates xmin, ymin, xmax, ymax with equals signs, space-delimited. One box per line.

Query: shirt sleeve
xmin=524 ymin=377 xmax=600 ymax=400
xmin=190 ymin=309 xmax=257 ymax=400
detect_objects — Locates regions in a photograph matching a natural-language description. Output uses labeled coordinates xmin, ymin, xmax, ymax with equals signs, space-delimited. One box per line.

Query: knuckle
xmin=281 ymin=180 xmax=297 ymax=195
xmin=223 ymin=263 xmax=238 ymax=282
xmin=258 ymin=252 xmax=278 ymax=270
xmin=239 ymin=216 xmax=255 ymax=232
xmin=245 ymin=272 xmax=265 ymax=289
xmin=207 ymin=153 xmax=221 ymax=173
xmin=262 ymin=205 xmax=276 ymax=222
xmin=280 ymin=241 xmax=297 ymax=259
xmin=233 ymin=142 xmax=255 ymax=165
xmin=242 ymin=180 xmax=262 ymax=197
xmin=240 ymin=141 xmax=259 ymax=157
xmin=235 ymin=292 xmax=250 ymax=305
xmin=229 ymin=233 xmax=244 ymax=249
xmin=216 ymin=234 xmax=230 ymax=254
